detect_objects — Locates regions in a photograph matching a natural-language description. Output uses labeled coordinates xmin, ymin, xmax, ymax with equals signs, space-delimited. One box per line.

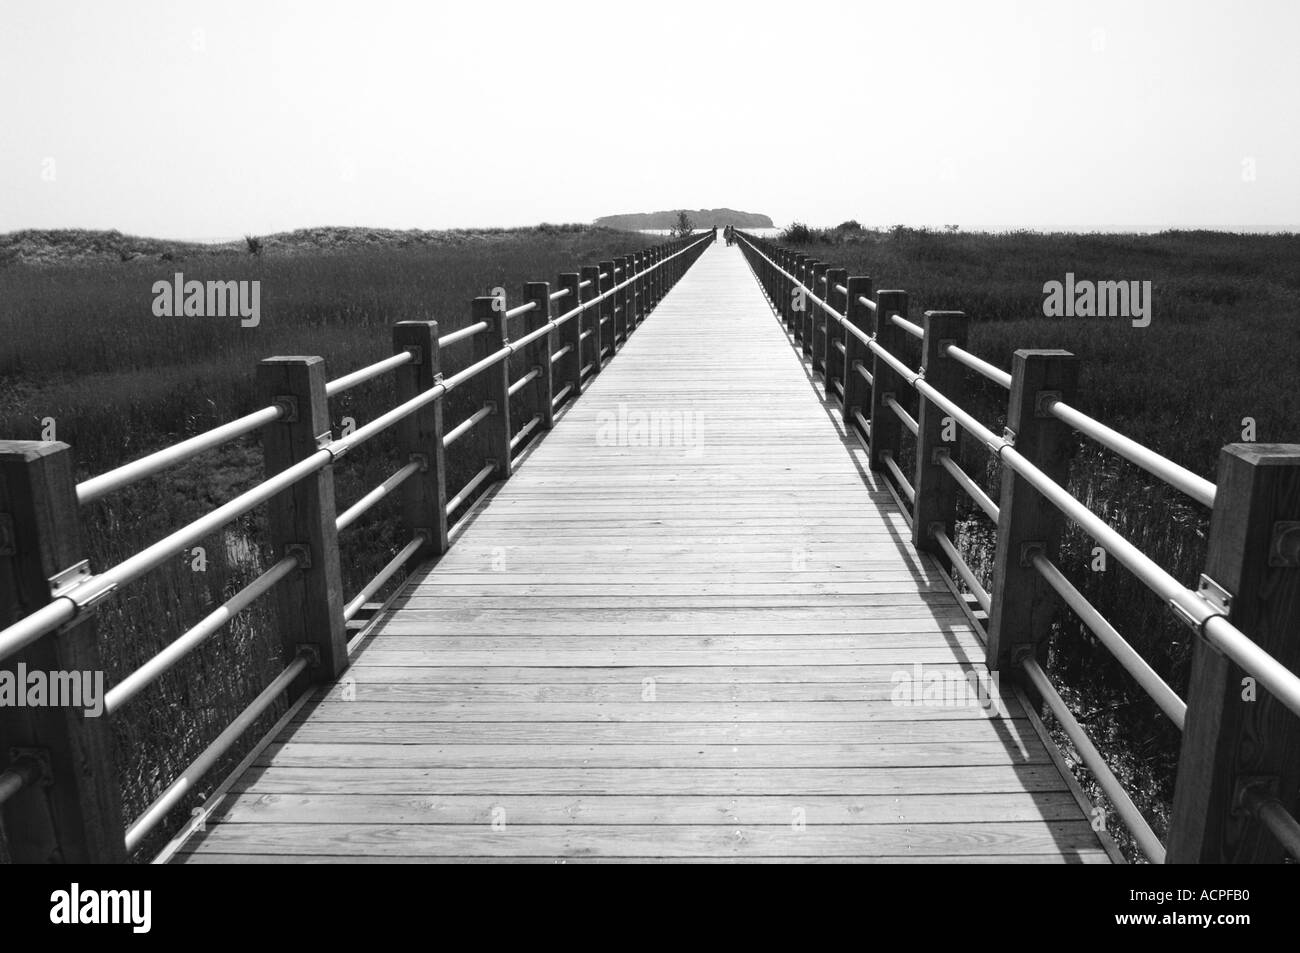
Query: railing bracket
xmin=48 ymin=559 xmax=93 ymax=599
xmin=409 ymin=452 xmax=429 ymax=473
xmin=274 ymin=395 xmax=299 ymax=424
xmin=1232 ymin=775 xmax=1278 ymax=817
xmin=1035 ymin=390 xmax=1061 ymax=417
xmin=314 ymin=429 xmax=333 ymax=450
xmin=7 ymin=748 xmax=53 ymax=787
xmin=284 ymin=543 xmax=313 ymax=571
xmin=295 ymin=644 xmax=321 ymax=668
xmin=404 ymin=345 xmax=422 ymax=366
xmin=1020 ymin=541 xmax=1046 ymax=567
xmin=1268 ymin=521 xmax=1300 ymax=567
xmin=931 ymin=446 xmax=951 ymax=464
xmin=1197 ymin=573 xmax=1232 ymax=616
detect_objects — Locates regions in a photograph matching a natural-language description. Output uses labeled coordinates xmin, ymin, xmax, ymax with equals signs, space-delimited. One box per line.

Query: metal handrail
xmin=325 ymin=350 xmax=415 ymax=397
xmin=336 ymin=460 xmax=422 ymax=533
xmin=104 ymin=553 xmax=301 ymax=715
xmin=1046 ymin=397 xmax=1216 ymax=508
xmin=343 ymin=533 xmax=426 ymax=622
xmin=76 ymin=404 xmax=285 ymax=505
xmin=124 ymin=649 xmax=312 ymax=852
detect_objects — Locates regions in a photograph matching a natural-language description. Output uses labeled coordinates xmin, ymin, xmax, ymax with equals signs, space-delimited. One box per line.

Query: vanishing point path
xmin=175 ymin=240 xmax=1114 ymax=863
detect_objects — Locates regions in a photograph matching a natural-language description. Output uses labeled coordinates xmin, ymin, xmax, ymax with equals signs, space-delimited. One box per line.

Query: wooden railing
xmin=735 ymin=229 xmax=1300 ymax=864
xmin=0 ymin=230 xmax=715 ymax=862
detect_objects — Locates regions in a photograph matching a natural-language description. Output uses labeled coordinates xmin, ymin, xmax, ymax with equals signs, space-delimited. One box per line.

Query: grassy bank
xmin=768 ymin=224 xmax=1300 ymax=860
xmin=0 ymin=224 xmax=655 ymax=858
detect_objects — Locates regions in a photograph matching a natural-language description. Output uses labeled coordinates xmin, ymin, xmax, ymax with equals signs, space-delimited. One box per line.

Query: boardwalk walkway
xmin=176 ymin=240 xmax=1113 ymax=863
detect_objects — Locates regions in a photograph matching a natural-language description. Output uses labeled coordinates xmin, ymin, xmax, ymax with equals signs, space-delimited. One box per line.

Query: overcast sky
xmin=2 ymin=0 xmax=1296 ymax=238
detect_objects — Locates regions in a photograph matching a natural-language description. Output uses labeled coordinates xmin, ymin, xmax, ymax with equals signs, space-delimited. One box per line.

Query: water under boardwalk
xmin=177 ymin=241 xmax=1112 ymax=863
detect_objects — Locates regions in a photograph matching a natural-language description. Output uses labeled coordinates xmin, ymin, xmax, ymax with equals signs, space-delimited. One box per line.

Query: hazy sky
xmin=2 ymin=0 xmax=1297 ymax=238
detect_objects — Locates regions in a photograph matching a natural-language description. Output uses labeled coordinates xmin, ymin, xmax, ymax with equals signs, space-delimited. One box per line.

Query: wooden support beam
xmin=257 ymin=356 xmax=349 ymax=690
xmin=985 ymin=349 xmax=1079 ymax=672
xmin=912 ymin=311 xmax=969 ymax=560
xmin=472 ymin=296 xmax=512 ymax=480
xmin=1168 ymin=444 xmax=1300 ymax=863
xmin=867 ymin=290 xmax=909 ymax=473
xmin=391 ymin=322 xmax=449 ymax=557
xmin=0 ymin=441 xmax=125 ymax=862
xmin=522 ymin=281 xmax=555 ymax=431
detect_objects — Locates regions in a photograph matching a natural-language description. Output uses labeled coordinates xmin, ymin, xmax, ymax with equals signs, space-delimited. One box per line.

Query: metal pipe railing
xmin=937 ymin=452 xmax=1000 ymax=522
xmin=325 ymin=351 xmax=414 ymax=397
xmin=124 ymin=650 xmax=311 ymax=852
xmin=1030 ymin=552 xmax=1187 ymax=728
xmin=336 ymin=460 xmax=422 ymax=533
xmin=1020 ymin=655 xmax=1167 ymax=863
xmin=443 ymin=405 xmax=493 ymax=449
xmin=1046 ymin=398 xmax=1216 ymax=508
xmin=104 ymin=554 xmax=301 ymax=715
xmin=932 ymin=527 xmax=991 ymax=614
xmin=342 ymin=534 xmax=426 ymax=622
xmin=76 ymin=404 xmax=284 ymax=505
xmin=446 ymin=462 xmax=495 ymax=516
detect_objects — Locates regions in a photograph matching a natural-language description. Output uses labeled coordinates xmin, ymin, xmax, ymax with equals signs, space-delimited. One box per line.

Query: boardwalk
xmin=176 ymin=241 xmax=1113 ymax=863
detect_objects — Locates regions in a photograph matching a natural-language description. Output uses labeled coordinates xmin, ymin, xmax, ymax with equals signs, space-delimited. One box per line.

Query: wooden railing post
xmin=841 ymin=276 xmax=874 ymax=444
xmin=867 ymin=290 xmax=909 ymax=472
xmin=810 ymin=263 xmax=829 ymax=369
xmin=580 ymin=266 xmax=602 ymax=380
xmin=557 ymin=272 xmax=583 ymax=402
xmin=522 ymin=281 xmax=555 ymax=431
xmin=614 ymin=257 xmax=629 ymax=346
xmin=631 ymin=253 xmax=644 ymax=328
xmin=392 ymin=321 xmax=449 ymax=557
xmin=912 ymin=311 xmax=969 ymax=558
xmin=793 ymin=255 xmax=809 ymax=342
xmin=472 ymin=296 xmax=513 ymax=479
xmin=824 ymin=267 xmax=848 ymax=396
xmin=256 ymin=356 xmax=349 ymax=689
xmin=780 ymin=251 xmax=795 ymax=330
xmin=985 ymin=349 xmax=1079 ymax=671
xmin=0 ymin=441 xmax=125 ymax=862
xmin=1167 ymin=444 xmax=1300 ymax=863
xmin=597 ymin=261 xmax=615 ymax=365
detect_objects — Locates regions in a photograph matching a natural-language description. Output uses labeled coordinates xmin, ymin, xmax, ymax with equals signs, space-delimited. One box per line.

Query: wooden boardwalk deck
xmin=175 ymin=240 xmax=1113 ymax=863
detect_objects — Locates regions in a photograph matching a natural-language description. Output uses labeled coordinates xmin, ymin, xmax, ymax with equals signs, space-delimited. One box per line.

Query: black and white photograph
xmin=0 ymin=0 xmax=1296 ymax=924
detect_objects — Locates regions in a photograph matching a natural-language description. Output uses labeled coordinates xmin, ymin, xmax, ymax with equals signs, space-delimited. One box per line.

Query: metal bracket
xmin=1035 ymin=391 xmax=1061 ymax=418
xmin=0 ymin=513 xmax=14 ymax=557
xmin=7 ymin=748 xmax=53 ymax=787
xmin=296 ymin=644 xmax=322 ymax=669
xmin=404 ymin=345 xmax=423 ymax=366
xmin=1001 ymin=427 xmax=1017 ymax=446
xmin=1020 ymin=541 xmax=1046 ymax=568
xmin=1197 ymin=573 xmax=1233 ymax=616
xmin=409 ymin=452 xmax=429 ymax=473
xmin=284 ymin=543 xmax=313 ymax=571
xmin=938 ymin=338 xmax=958 ymax=358
xmin=274 ymin=395 xmax=299 ymax=424
xmin=1269 ymin=521 xmax=1300 ymax=567
xmin=314 ymin=429 xmax=333 ymax=450
xmin=49 ymin=559 xmax=93 ymax=599
xmin=1232 ymin=775 xmax=1278 ymax=817
xmin=931 ymin=446 xmax=952 ymax=465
